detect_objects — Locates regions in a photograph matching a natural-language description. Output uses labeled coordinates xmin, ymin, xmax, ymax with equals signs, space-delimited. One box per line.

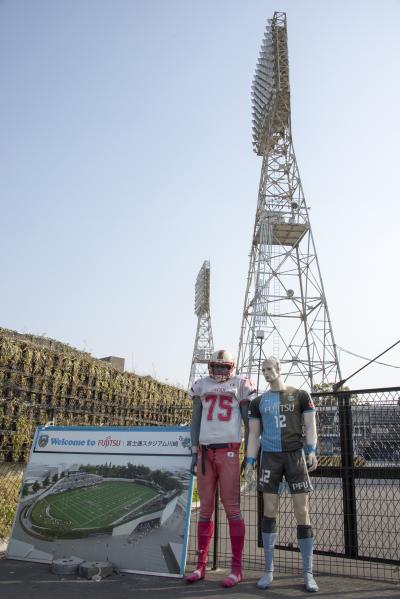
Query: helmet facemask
xmin=208 ymin=349 xmax=235 ymax=383
xmin=208 ymin=362 xmax=235 ymax=383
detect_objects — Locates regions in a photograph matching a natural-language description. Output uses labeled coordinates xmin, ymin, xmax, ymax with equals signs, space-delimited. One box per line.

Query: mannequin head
xmin=261 ymin=357 xmax=285 ymax=390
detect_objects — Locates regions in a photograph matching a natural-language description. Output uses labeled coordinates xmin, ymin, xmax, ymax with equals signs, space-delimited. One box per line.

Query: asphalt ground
xmin=0 ymin=557 xmax=399 ymax=599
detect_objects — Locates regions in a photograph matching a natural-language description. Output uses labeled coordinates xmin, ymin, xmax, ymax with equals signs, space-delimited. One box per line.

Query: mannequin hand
xmin=244 ymin=463 xmax=256 ymax=484
xmin=306 ymin=451 xmax=318 ymax=472
xmin=190 ymin=453 xmax=198 ymax=475
xmin=242 ymin=463 xmax=257 ymax=494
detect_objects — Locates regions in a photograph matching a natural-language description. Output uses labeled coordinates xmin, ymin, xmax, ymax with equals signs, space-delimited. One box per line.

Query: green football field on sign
xmin=30 ymin=481 xmax=158 ymax=530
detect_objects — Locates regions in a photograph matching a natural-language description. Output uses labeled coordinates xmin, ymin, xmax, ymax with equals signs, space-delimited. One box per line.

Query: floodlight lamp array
xmin=251 ymin=13 xmax=289 ymax=155
xmin=251 ymin=19 xmax=276 ymax=155
xmin=194 ymin=260 xmax=210 ymax=317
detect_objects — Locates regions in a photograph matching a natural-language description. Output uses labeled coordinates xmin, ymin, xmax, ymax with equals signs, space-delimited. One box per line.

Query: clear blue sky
xmin=1 ymin=0 xmax=399 ymax=390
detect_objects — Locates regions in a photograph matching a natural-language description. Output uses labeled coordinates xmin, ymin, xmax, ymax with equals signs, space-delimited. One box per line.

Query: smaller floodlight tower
xmin=188 ymin=261 xmax=214 ymax=389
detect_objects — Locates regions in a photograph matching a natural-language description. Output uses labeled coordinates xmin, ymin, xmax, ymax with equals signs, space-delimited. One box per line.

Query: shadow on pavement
xmin=0 ymin=556 xmax=399 ymax=599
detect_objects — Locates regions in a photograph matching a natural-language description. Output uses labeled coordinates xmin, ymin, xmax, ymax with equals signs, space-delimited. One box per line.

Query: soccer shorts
xmin=258 ymin=448 xmax=312 ymax=495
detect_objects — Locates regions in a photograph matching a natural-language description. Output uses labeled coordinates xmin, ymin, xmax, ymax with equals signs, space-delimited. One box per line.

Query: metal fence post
xmin=338 ymin=391 xmax=358 ymax=558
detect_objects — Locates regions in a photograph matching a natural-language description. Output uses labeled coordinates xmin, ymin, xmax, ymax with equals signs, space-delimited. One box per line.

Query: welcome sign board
xmin=7 ymin=426 xmax=193 ymax=577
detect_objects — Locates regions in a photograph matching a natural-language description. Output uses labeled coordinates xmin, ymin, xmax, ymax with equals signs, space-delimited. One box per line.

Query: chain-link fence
xmin=1 ymin=330 xmax=399 ymax=583
xmin=201 ymin=387 xmax=400 ymax=583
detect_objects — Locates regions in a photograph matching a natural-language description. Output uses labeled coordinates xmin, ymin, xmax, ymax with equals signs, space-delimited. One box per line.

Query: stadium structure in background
xmin=188 ymin=261 xmax=214 ymax=389
xmin=237 ymin=12 xmax=341 ymax=389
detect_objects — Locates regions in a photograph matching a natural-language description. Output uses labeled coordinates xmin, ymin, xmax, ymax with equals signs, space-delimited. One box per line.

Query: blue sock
xmin=261 ymin=517 xmax=278 ymax=572
xmin=261 ymin=532 xmax=277 ymax=571
xmin=297 ymin=526 xmax=314 ymax=573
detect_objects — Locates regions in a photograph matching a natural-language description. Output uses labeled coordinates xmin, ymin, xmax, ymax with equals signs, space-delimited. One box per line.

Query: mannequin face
xmin=262 ymin=359 xmax=281 ymax=384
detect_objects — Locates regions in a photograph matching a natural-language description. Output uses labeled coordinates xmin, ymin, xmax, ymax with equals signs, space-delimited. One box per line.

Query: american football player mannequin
xmin=186 ymin=350 xmax=256 ymax=587
xmin=245 ymin=357 xmax=319 ymax=593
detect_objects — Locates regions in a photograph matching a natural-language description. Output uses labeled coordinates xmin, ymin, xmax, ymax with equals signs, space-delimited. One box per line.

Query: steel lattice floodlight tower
xmin=188 ymin=261 xmax=214 ymax=389
xmin=237 ymin=12 xmax=341 ymax=389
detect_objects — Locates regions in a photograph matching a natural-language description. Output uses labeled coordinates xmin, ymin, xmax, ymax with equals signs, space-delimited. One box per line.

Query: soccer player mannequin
xmin=185 ymin=349 xmax=256 ymax=588
xmin=245 ymin=357 xmax=319 ymax=593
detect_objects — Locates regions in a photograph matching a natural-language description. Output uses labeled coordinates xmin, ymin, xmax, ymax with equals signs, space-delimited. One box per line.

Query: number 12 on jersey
xmin=204 ymin=394 xmax=233 ymax=422
xmin=274 ymin=414 xmax=286 ymax=428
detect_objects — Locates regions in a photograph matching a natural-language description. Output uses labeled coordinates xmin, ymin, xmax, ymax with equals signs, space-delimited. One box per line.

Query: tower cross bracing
xmin=237 ymin=12 xmax=341 ymax=389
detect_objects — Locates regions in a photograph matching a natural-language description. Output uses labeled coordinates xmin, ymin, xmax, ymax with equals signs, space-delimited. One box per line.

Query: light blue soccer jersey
xmin=249 ymin=388 xmax=315 ymax=452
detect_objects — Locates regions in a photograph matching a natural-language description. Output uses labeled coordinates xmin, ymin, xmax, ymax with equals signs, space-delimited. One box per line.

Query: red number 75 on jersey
xmin=204 ymin=394 xmax=233 ymax=421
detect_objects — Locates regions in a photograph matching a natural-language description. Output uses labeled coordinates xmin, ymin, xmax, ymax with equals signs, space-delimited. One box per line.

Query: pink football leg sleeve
xmin=186 ymin=520 xmax=214 ymax=583
xmin=222 ymin=519 xmax=245 ymax=587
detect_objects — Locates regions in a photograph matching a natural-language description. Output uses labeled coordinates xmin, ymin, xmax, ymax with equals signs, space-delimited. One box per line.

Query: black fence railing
xmin=1 ymin=387 xmax=399 ymax=583
xmin=311 ymin=388 xmax=400 ymax=565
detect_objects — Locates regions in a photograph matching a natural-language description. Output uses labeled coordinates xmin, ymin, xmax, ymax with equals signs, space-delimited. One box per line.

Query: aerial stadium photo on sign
xmin=7 ymin=426 xmax=193 ymax=577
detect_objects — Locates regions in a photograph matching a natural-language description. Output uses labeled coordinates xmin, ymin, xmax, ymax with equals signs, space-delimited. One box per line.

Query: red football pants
xmin=197 ymin=446 xmax=242 ymax=521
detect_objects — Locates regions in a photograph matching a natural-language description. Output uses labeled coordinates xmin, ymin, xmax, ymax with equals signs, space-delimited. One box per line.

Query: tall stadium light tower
xmin=188 ymin=261 xmax=214 ymax=389
xmin=237 ymin=12 xmax=341 ymax=389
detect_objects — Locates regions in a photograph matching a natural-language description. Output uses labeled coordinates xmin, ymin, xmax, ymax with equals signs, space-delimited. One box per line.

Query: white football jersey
xmin=189 ymin=375 xmax=256 ymax=445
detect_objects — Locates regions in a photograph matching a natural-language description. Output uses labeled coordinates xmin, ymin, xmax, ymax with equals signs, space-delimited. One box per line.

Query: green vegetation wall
xmin=0 ymin=327 xmax=192 ymax=463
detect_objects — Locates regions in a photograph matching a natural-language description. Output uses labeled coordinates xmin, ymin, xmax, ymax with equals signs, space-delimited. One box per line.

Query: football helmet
xmin=208 ymin=349 xmax=235 ymax=383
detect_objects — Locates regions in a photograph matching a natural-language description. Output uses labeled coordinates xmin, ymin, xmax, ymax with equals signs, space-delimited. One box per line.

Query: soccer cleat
xmin=256 ymin=571 xmax=273 ymax=589
xmin=185 ymin=567 xmax=205 ymax=583
xmin=222 ymin=572 xmax=242 ymax=587
xmin=304 ymin=572 xmax=319 ymax=592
